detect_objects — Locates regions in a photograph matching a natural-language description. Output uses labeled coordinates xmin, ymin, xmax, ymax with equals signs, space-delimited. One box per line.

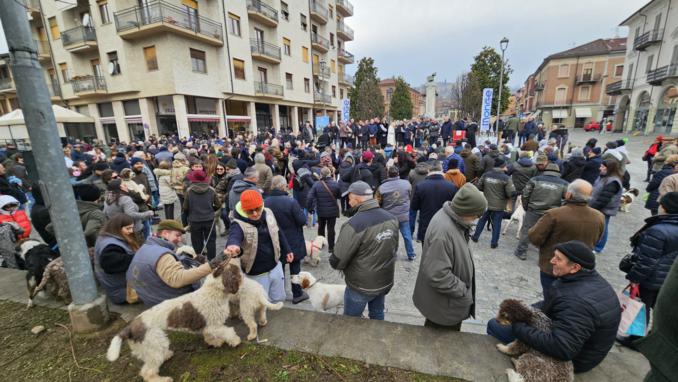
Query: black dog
xmin=16 ymin=239 xmax=60 ymax=301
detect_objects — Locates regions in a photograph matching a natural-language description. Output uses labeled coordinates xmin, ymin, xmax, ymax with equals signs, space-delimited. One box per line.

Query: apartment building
xmin=607 ymin=0 xmax=678 ymax=134
xmin=3 ymin=0 xmax=354 ymax=143
xmin=378 ymin=78 xmax=424 ymax=120
xmin=525 ymin=38 xmax=626 ymax=129
xmin=0 ymin=55 xmax=19 ymax=116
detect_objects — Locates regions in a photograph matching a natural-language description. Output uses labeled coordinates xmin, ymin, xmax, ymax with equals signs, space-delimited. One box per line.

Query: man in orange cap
xmin=224 ymin=189 xmax=293 ymax=302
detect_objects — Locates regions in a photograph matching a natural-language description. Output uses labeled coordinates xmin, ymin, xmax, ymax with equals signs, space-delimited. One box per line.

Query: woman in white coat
xmin=387 ymin=120 xmax=397 ymax=147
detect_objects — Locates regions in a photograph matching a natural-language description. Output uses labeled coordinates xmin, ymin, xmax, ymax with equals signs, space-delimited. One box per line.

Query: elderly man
xmin=413 ymin=184 xmax=487 ymax=330
xmin=330 ymin=181 xmax=399 ymax=320
xmin=527 ymin=179 xmax=605 ymax=296
xmin=127 ymin=220 xmax=219 ymax=307
xmin=487 ymin=240 xmax=621 ymax=374
xmin=442 ymin=145 xmax=465 ymax=173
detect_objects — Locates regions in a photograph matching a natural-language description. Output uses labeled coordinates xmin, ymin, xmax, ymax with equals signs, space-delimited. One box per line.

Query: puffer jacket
xmin=330 ymin=199 xmax=399 ymax=296
xmin=589 ymin=175 xmax=622 ymax=217
xmin=460 ymin=149 xmax=481 ymax=181
xmin=510 ymin=157 xmax=537 ymax=193
xmin=170 ymin=154 xmax=190 ymax=196
xmin=307 ymin=177 xmax=340 ymax=218
xmin=477 ymin=168 xmax=515 ymax=211
xmin=154 ymin=168 xmax=178 ymax=206
xmin=513 ymin=269 xmax=621 ymax=373
xmin=376 ymin=177 xmax=412 ymax=222
xmin=522 ymin=169 xmax=568 ymax=214
xmin=561 ymin=156 xmax=587 ymax=183
xmin=407 ymin=162 xmax=430 ymax=191
xmin=110 ymin=155 xmax=130 ymax=173
xmin=645 ymin=165 xmax=674 ymax=211
xmin=411 ymin=174 xmax=458 ymax=241
xmin=183 ymin=183 xmax=219 ymax=223
xmin=627 ymin=214 xmax=678 ymax=290
xmin=581 ymin=155 xmax=602 ymax=185
xmin=342 ymin=162 xmax=375 ymax=190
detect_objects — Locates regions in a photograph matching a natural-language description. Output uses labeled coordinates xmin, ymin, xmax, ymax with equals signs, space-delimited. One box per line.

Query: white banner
xmin=480 ymin=88 xmax=494 ymax=132
xmin=341 ymin=98 xmax=350 ymax=122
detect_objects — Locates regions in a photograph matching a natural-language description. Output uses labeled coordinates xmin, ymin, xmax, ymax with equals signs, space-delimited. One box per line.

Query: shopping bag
xmin=617 ymin=285 xmax=647 ymax=337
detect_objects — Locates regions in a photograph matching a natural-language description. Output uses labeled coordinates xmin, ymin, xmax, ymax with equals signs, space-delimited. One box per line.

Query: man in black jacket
xmin=487 ymin=240 xmax=621 ymax=374
xmin=410 ymin=161 xmax=458 ymax=242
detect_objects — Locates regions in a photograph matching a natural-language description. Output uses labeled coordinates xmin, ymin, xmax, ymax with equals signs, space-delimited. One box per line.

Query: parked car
xmin=584 ymin=121 xmax=613 ymax=132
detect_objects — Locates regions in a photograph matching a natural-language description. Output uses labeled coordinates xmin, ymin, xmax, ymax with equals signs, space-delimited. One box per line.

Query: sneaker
xmin=514 ymin=252 xmax=527 ymax=260
xmin=292 ymin=292 xmax=309 ymax=304
xmin=407 ymin=255 xmax=416 ymax=261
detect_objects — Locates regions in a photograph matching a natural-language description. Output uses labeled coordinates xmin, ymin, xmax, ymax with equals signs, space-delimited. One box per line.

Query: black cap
xmin=555 ymin=240 xmax=595 ymax=270
xmin=660 ymin=192 xmax=678 ymax=214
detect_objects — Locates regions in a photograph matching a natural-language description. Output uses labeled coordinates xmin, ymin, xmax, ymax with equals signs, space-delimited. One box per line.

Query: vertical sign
xmin=341 ymin=98 xmax=350 ymax=122
xmin=480 ymin=88 xmax=494 ymax=132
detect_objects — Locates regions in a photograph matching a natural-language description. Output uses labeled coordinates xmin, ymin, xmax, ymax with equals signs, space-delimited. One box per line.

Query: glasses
xmin=217 ymin=168 xmax=225 ymax=172
xmin=244 ymin=206 xmax=263 ymax=216
xmin=111 ymin=175 xmax=119 ymax=179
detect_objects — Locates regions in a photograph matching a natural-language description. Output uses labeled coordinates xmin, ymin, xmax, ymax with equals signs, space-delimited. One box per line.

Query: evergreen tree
xmin=389 ymin=77 xmax=413 ymax=120
xmin=349 ymin=57 xmax=384 ymax=120
xmin=470 ymin=47 xmax=512 ymax=116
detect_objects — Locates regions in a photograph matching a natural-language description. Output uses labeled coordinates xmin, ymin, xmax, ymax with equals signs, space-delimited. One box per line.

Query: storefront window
xmin=128 ymin=123 xmax=145 ymax=141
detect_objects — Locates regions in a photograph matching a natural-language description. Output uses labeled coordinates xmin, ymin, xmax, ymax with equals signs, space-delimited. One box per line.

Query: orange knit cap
xmin=240 ymin=189 xmax=263 ymax=210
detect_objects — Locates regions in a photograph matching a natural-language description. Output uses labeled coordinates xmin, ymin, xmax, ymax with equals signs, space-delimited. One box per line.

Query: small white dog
xmin=619 ymin=188 xmax=639 ymax=213
xmin=303 ymin=236 xmax=328 ymax=267
xmin=106 ymin=260 xmax=242 ymax=382
xmin=502 ymin=198 xmax=525 ymax=239
xmin=228 ymin=277 xmax=284 ymax=341
xmin=291 ymin=271 xmax=345 ymax=312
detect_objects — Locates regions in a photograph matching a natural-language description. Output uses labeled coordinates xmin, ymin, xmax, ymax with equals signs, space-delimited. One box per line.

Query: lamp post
xmin=496 ymin=37 xmax=509 ymax=144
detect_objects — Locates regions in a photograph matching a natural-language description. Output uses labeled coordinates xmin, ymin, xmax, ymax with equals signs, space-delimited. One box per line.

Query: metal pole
xmin=0 ymin=0 xmax=98 ymax=305
xmin=496 ymin=47 xmax=506 ymax=145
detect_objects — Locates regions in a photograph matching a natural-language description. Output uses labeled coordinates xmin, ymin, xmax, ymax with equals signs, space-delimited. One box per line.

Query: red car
xmin=584 ymin=121 xmax=613 ymax=132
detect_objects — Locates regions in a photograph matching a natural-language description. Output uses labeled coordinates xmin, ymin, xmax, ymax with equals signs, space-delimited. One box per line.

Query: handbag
xmin=617 ymin=284 xmax=647 ymax=337
xmin=619 ymin=253 xmax=635 ymax=273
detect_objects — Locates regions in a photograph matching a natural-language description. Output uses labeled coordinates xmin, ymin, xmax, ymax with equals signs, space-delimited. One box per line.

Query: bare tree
xmin=452 ymin=72 xmax=482 ymax=120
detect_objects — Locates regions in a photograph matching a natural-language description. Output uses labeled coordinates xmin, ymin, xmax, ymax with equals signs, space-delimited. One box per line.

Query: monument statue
xmin=425 ymin=73 xmax=437 ymax=117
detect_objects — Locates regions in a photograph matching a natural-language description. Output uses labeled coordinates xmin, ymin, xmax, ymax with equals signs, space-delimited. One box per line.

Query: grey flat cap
xmin=347 ymin=181 xmax=373 ymax=196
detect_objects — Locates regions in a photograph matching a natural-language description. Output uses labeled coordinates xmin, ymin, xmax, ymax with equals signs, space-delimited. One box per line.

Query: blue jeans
xmin=540 ymin=271 xmax=557 ymax=300
xmin=487 ymin=318 xmax=516 ymax=344
xmin=399 ymin=221 xmax=416 ymax=259
xmin=409 ymin=209 xmax=417 ymax=236
xmin=344 ymin=286 xmax=386 ymax=320
xmin=151 ymin=190 xmax=160 ymax=209
xmin=594 ymin=215 xmax=611 ymax=252
xmin=471 ymin=210 xmax=504 ymax=246
xmin=247 ymin=262 xmax=286 ymax=303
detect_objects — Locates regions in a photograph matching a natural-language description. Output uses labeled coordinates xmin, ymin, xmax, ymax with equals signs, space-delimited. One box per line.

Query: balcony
xmin=576 ymin=73 xmax=601 ymax=84
xmin=250 ymin=39 xmax=281 ymax=64
xmin=337 ymin=21 xmax=354 ymax=41
xmin=0 ymin=78 xmax=15 ymax=93
xmin=71 ymin=75 xmax=107 ymax=96
xmin=336 ymin=0 xmax=353 ymax=17
xmin=647 ymin=64 xmax=678 ymax=85
xmin=634 ymin=28 xmax=663 ymax=51
xmin=35 ymin=39 xmax=51 ymax=62
xmin=246 ymin=0 xmax=278 ymax=27
xmin=339 ymin=73 xmax=353 ymax=86
xmin=61 ymin=26 xmax=97 ymax=53
xmin=310 ymin=1 xmax=328 ymax=24
xmin=254 ymin=81 xmax=283 ymax=98
xmin=338 ymin=48 xmax=354 ymax=64
xmin=311 ymin=33 xmax=329 ymax=53
xmin=114 ymin=1 xmax=223 ymax=47
xmin=314 ymin=91 xmax=332 ymax=105
xmin=534 ymin=82 xmax=544 ymax=91
xmin=22 ymin=0 xmax=41 ymax=15
xmin=605 ymin=79 xmax=634 ymax=95
xmin=313 ymin=64 xmax=330 ymax=80
xmin=48 ymin=80 xmax=61 ymax=100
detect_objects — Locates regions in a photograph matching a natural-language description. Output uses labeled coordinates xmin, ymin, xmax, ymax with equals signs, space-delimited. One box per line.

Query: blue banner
xmin=481 ymin=88 xmax=494 ymax=132
xmin=341 ymin=98 xmax=350 ymax=122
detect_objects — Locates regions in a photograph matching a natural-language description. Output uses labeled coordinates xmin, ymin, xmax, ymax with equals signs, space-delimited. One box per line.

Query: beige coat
xmin=659 ymin=173 xmax=678 ymax=198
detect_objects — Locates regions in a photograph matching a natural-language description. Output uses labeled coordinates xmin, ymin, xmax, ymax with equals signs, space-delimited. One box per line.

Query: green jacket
xmin=506 ymin=116 xmax=520 ymax=132
xmin=47 ymin=200 xmax=106 ymax=247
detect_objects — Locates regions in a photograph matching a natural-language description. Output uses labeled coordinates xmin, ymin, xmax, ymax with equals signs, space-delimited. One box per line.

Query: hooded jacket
xmin=460 ymin=149 xmax=481 ymax=181
xmin=477 ymin=168 xmax=515 ymax=211
xmin=407 ymin=162 xmax=430 ymax=190
xmin=522 ymin=168 xmax=568 ymax=214
xmin=0 ymin=195 xmax=30 ymax=239
xmin=183 ymin=182 xmax=219 ymax=223
xmin=307 ymin=177 xmax=341 ymax=218
xmin=154 ymin=168 xmax=178 ymax=206
xmin=561 ymin=156 xmax=587 ymax=183
xmin=480 ymin=150 xmax=500 ymax=176
xmin=170 ymin=153 xmax=190 ymax=196
xmin=627 ymin=214 xmax=678 ymax=290
xmin=376 ymin=177 xmax=412 ymax=222
xmin=510 ymin=157 xmax=538 ymax=193
xmin=110 ymin=155 xmax=130 ymax=173
xmin=228 ymin=179 xmax=259 ymax=214
xmin=645 ymin=165 xmax=674 ymax=211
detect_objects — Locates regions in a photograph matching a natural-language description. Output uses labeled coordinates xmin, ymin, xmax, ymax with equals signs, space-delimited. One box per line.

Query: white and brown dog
xmin=107 ymin=260 xmax=243 ymax=382
xmin=291 ymin=271 xmax=345 ymax=312
xmin=303 ymin=236 xmax=328 ymax=267
xmin=501 ymin=198 xmax=525 ymax=239
xmin=228 ymin=277 xmax=284 ymax=341
xmin=619 ymin=188 xmax=639 ymax=213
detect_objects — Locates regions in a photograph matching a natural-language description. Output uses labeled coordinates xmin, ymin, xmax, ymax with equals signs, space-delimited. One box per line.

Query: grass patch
xmin=0 ymin=300 xmax=464 ymax=381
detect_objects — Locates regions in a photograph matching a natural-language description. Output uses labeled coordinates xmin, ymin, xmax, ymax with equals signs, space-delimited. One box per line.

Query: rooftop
xmin=534 ymin=37 xmax=627 ymax=74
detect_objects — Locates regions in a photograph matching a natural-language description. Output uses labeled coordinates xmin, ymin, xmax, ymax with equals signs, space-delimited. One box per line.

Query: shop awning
xmin=574 ymin=107 xmax=592 ymax=118
xmin=99 ymin=117 xmax=116 ymax=124
xmin=226 ymin=115 xmax=251 ymax=123
xmin=125 ymin=115 xmax=143 ymax=124
xmin=0 ymin=105 xmax=94 ymax=125
xmin=552 ymin=109 xmax=569 ymax=119
xmin=188 ymin=114 xmax=220 ymax=123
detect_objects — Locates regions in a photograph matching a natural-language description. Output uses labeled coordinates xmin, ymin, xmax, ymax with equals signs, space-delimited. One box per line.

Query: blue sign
xmin=315 ymin=116 xmax=330 ymax=135
xmin=480 ymin=88 xmax=494 ymax=132
xmin=341 ymin=98 xmax=350 ymax=122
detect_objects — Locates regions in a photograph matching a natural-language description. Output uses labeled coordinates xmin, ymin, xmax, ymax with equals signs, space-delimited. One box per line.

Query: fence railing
xmin=313 ymin=64 xmax=330 ymax=79
xmin=338 ymin=48 xmax=354 ymax=62
xmin=250 ymin=38 xmax=281 ymax=61
xmin=634 ymin=28 xmax=663 ymax=50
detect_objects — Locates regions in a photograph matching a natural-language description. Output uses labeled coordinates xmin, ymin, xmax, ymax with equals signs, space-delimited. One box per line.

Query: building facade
xmin=608 ymin=0 xmax=678 ymax=134
xmin=378 ymin=78 xmax=424 ymax=120
xmin=2 ymin=0 xmax=354 ymax=142
xmin=525 ymin=38 xmax=626 ymax=130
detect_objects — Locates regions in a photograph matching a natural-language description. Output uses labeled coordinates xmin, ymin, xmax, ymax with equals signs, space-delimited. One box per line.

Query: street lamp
xmin=496 ymin=37 xmax=509 ymax=144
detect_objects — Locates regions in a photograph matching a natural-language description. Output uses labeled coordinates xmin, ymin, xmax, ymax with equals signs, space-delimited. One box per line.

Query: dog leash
xmin=198 ymin=217 xmax=218 ymax=258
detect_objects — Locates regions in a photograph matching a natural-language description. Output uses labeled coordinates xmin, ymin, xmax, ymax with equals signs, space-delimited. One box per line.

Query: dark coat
xmin=509 ymin=157 xmax=538 ymax=193
xmin=440 ymin=120 xmax=453 ymax=138
xmin=337 ymin=159 xmax=354 ymax=195
xmin=265 ymin=190 xmax=307 ymax=260
xmin=627 ymin=214 xmax=678 ymax=290
xmin=411 ymin=174 xmax=458 ymax=241
xmin=645 ymin=165 xmax=674 ymax=211
xmin=480 ymin=150 xmax=500 ymax=176
xmin=110 ymin=156 xmax=130 ymax=173
xmin=580 ymin=155 xmax=602 ymax=185
xmin=342 ymin=162 xmax=376 ymax=190
xmin=513 ymin=270 xmax=621 ymax=373
xmin=460 ymin=149 xmax=481 ymax=181
xmin=293 ymin=168 xmax=315 ymax=209
xmin=307 ymin=177 xmax=340 ymax=218
xmin=561 ymin=156 xmax=587 ymax=183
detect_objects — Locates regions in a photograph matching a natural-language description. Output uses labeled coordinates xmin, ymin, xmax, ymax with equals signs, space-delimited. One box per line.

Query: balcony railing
xmin=634 ymin=28 xmax=663 ymax=51
xmin=605 ymin=79 xmax=634 ymax=95
xmin=254 ymin=81 xmax=283 ymax=97
xmin=71 ymin=75 xmax=106 ymax=94
xmin=338 ymin=48 xmax=354 ymax=63
xmin=336 ymin=0 xmax=353 ymax=16
xmin=61 ymin=25 xmax=97 ymax=49
xmin=534 ymin=82 xmax=544 ymax=91
xmin=0 ymin=78 xmax=14 ymax=91
xmin=576 ymin=73 xmax=601 ymax=84
xmin=35 ymin=39 xmax=50 ymax=58
xmin=114 ymin=1 xmax=223 ymax=44
xmin=311 ymin=33 xmax=329 ymax=51
xmin=647 ymin=64 xmax=678 ymax=85
xmin=250 ymin=38 xmax=281 ymax=62
xmin=310 ymin=1 xmax=328 ymax=23
xmin=313 ymin=64 xmax=330 ymax=79
xmin=340 ymin=73 xmax=354 ymax=86
xmin=337 ymin=21 xmax=354 ymax=40
xmin=314 ymin=91 xmax=331 ymax=104
xmin=246 ymin=0 xmax=278 ymax=26
xmin=48 ymin=80 xmax=61 ymax=98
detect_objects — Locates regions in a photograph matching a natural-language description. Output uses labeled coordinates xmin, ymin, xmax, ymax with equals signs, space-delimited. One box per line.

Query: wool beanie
xmin=240 ymin=189 xmax=263 ymax=211
xmin=130 ymin=157 xmax=144 ymax=166
xmin=93 ymin=162 xmax=110 ymax=171
xmin=187 ymin=170 xmax=208 ymax=183
xmin=75 ymin=184 xmax=101 ymax=202
xmin=660 ymin=192 xmax=678 ymax=214
xmin=555 ymin=240 xmax=595 ymax=270
xmin=225 ymin=158 xmax=238 ymax=169
xmin=451 ymin=183 xmax=487 ymax=217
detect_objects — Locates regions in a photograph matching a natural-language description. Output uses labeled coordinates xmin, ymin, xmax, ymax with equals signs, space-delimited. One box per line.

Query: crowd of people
xmin=0 ymin=114 xmax=676 ymax=381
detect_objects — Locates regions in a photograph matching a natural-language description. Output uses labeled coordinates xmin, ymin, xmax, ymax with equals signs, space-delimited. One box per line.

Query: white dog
xmin=228 ymin=277 xmax=284 ymax=341
xmin=619 ymin=188 xmax=640 ymax=213
xmin=502 ymin=198 xmax=525 ymax=239
xmin=291 ymin=271 xmax=345 ymax=312
xmin=106 ymin=260 xmax=242 ymax=382
xmin=303 ymin=236 xmax=327 ymax=267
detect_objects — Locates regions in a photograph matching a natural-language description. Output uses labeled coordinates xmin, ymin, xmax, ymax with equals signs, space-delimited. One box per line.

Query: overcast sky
xmin=0 ymin=0 xmax=646 ymax=88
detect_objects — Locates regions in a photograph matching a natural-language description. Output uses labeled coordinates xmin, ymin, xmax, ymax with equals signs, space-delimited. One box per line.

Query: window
xmin=653 ymin=13 xmax=662 ymax=31
xmin=107 ymin=51 xmax=120 ymax=75
xmin=285 ymin=73 xmax=293 ymax=90
xmin=304 ymin=78 xmax=310 ymax=93
xmin=627 ymin=63 xmax=634 ymax=82
xmin=48 ymin=17 xmax=59 ymax=40
xmin=386 ymin=88 xmax=393 ymax=100
xmin=98 ymin=0 xmax=111 ymax=24
xmin=340 ymin=89 xmax=344 ymax=99
xmin=330 ymin=59 xmax=336 ymax=73
xmin=283 ymin=38 xmax=291 ymax=56
xmin=91 ymin=58 xmax=102 ymax=78
xmin=190 ymin=48 xmax=206 ymax=73
xmin=59 ymin=62 xmax=69 ymax=83
xmin=558 ymin=64 xmax=569 ymax=78
xmin=329 ymin=33 xmax=335 ymax=48
xmin=614 ymin=64 xmax=624 ymax=77
xmin=300 ymin=13 xmax=307 ymax=30
xmin=328 ymin=4 xmax=333 ymax=18
xmin=579 ymin=85 xmax=590 ymax=101
xmin=646 ymin=54 xmax=654 ymax=73
xmin=281 ymin=1 xmax=289 ymax=21
xmin=144 ymin=46 xmax=158 ymax=71
xmin=233 ymin=58 xmax=245 ymax=80
xmin=332 ymin=85 xmax=336 ymax=98
xmin=302 ymin=46 xmax=309 ymax=63
xmin=227 ymin=13 xmax=241 ymax=36
xmin=555 ymin=87 xmax=567 ymax=104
